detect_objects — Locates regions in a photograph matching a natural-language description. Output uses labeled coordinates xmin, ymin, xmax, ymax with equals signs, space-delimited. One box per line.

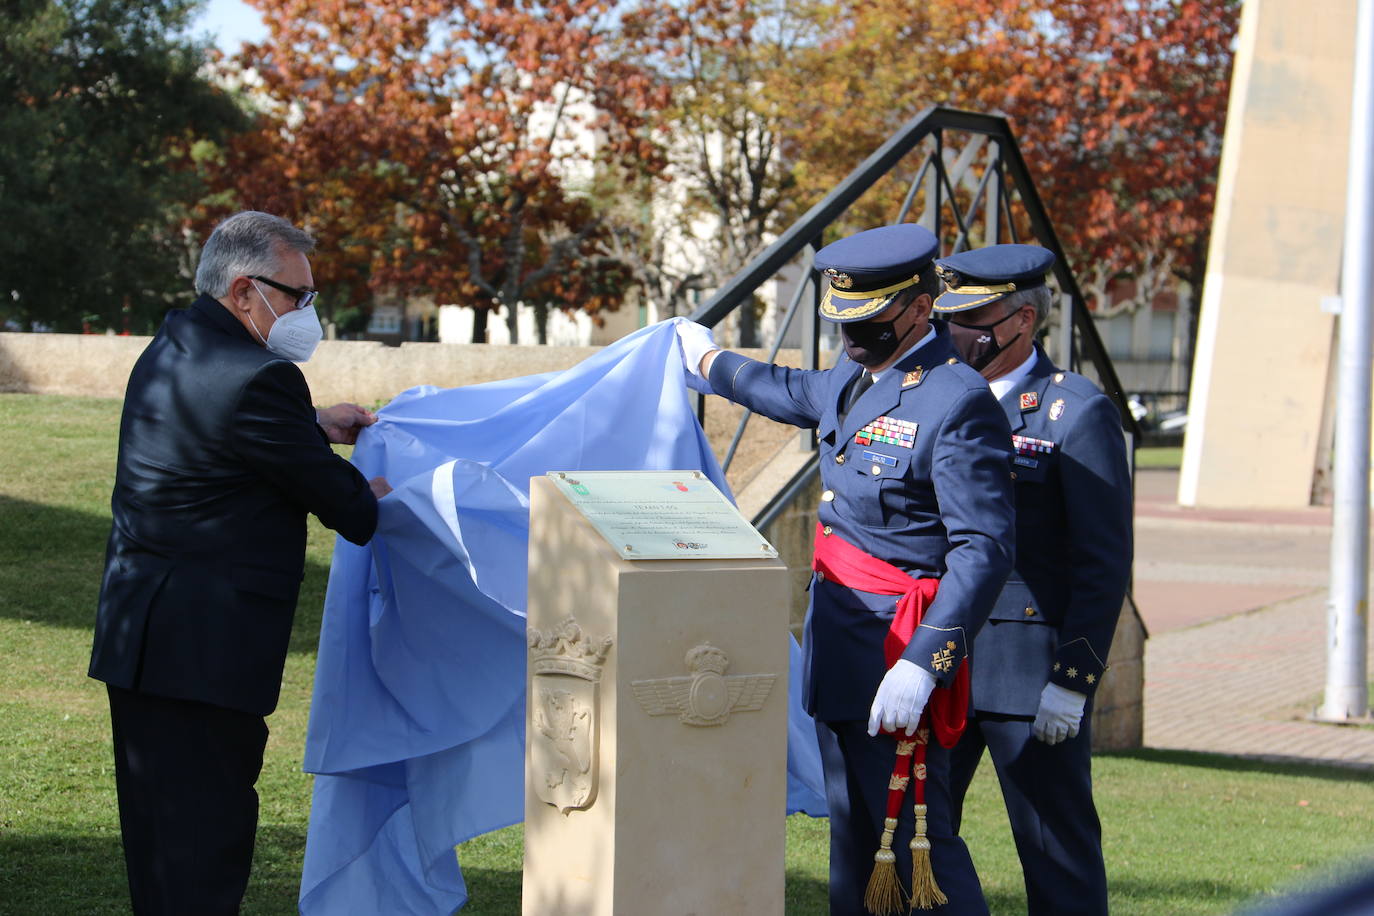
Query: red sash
xmin=811 ymin=522 xmax=969 ymax=748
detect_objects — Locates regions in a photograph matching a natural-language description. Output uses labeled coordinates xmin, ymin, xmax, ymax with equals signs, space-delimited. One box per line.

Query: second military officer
xmin=935 ymin=244 xmax=1133 ymax=916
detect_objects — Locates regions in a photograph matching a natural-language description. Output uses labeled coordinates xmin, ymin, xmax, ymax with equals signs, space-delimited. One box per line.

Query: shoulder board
xmin=932 ymin=356 xmax=989 ymax=389
xmin=1048 ymin=369 xmax=1106 ymax=400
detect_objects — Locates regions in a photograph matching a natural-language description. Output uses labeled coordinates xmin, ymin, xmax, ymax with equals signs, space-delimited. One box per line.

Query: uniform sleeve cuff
xmin=1049 ymin=637 xmax=1108 ymax=694
xmin=902 ymin=623 xmax=969 ymax=688
xmin=706 ymin=350 xmax=751 ymax=400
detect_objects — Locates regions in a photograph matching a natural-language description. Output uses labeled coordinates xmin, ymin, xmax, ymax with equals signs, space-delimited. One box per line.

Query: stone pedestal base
xmin=523 ymin=477 xmax=791 ymax=915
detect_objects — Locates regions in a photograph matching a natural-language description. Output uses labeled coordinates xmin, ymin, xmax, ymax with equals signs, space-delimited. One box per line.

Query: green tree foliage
xmin=0 ymin=0 xmax=244 ymax=333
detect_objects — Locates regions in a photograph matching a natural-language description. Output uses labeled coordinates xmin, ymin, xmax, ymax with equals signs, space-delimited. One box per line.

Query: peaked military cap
xmin=932 ymin=244 xmax=1056 ymax=313
xmin=814 ymin=224 xmax=939 ymax=323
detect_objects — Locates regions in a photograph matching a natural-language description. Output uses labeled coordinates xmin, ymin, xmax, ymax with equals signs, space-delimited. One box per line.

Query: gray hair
xmin=194 ymin=211 xmax=315 ymax=298
xmin=1001 ymin=284 xmax=1053 ymax=333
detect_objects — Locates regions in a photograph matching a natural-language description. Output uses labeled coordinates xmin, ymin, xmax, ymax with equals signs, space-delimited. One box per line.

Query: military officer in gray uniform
xmin=935 ymin=244 xmax=1133 ymax=916
xmin=676 ymin=223 xmax=1015 ymax=914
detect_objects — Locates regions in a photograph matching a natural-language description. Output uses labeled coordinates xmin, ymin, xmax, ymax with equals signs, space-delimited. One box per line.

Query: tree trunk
xmin=535 ymin=303 xmax=550 ymax=345
xmin=738 ymin=296 xmax=757 ymax=348
xmin=471 ymin=307 xmax=489 ymax=343
xmin=505 ymin=299 xmax=519 ymax=343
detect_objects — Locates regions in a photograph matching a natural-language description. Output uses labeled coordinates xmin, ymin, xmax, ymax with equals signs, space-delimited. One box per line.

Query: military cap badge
xmin=934 ymin=264 xmax=962 ymax=288
xmin=824 ymin=268 xmax=855 ymax=290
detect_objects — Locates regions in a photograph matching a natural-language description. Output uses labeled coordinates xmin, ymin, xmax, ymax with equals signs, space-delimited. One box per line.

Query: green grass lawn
xmin=2 ymin=393 xmax=1371 ymax=915
xmin=1136 ymin=445 xmax=1183 ymax=469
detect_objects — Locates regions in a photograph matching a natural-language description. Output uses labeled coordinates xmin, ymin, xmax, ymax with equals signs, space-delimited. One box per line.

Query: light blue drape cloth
xmin=298 ymin=321 xmax=827 ymax=916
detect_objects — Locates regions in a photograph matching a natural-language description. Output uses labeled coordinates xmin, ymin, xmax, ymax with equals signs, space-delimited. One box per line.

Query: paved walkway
xmin=1134 ymin=469 xmax=1374 ymax=767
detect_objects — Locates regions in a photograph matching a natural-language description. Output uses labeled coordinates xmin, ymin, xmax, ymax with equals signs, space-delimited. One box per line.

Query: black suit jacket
xmin=89 ymin=295 xmax=377 ymax=716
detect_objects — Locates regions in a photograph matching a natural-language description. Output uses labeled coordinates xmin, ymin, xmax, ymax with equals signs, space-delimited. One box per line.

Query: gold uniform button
xmin=835 ymin=454 xmax=846 ymax=465
xmin=822 ymin=525 xmax=833 ymax=536
xmin=1010 ymin=471 xmax=1018 ymax=480
xmin=1024 ymin=607 xmax=1036 ymax=617
xmin=947 ymin=357 xmax=958 ymax=365
xmin=821 ymin=489 xmax=835 ymax=502
xmin=871 ymin=465 xmax=882 ymax=475
xmin=1054 ymin=372 xmax=1065 ymax=383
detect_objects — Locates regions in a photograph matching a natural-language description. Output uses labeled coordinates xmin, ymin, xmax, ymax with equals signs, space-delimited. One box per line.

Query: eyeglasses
xmin=250 ymin=275 xmax=318 ymax=310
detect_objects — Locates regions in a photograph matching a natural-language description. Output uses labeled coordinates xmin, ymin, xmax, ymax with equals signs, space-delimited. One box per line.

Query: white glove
xmin=672 ymin=317 xmax=718 ymax=381
xmin=867 ymin=659 xmax=937 ymax=737
xmin=1032 ymin=682 xmax=1087 ymax=745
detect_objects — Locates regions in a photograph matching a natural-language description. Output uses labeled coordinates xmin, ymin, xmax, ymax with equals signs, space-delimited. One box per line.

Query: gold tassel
xmin=864 ymin=817 xmax=906 ymax=915
xmin=908 ymin=804 xmax=947 ymax=910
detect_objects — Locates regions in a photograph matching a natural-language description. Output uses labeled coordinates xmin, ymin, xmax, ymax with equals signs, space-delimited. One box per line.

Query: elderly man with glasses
xmin=89 ymin=210 xmax=391 ymax=915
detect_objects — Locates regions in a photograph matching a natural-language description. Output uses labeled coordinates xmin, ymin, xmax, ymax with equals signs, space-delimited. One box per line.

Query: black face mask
xmin=841 ymin=309 xmax=908 ymax=368
xmin=949 ymin=309 xmax=1023 ymax=371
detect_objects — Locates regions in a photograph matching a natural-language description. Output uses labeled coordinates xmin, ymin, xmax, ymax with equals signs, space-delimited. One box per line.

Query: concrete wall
xmin=0 ymin=331 xmax=602 ymax=406
xmin=0 ymin=330 xmax=816 ymax=415
xmin=1179 ymin=0 xmax=1356 ymax=508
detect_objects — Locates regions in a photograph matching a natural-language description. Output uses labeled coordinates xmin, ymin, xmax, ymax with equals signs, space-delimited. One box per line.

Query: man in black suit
xmin=89 ymin=211 xmax=391 ymax=914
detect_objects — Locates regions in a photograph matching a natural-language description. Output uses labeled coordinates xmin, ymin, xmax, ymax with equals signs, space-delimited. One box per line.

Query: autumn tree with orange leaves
xmin=207 ymin=0 xmax=675 ymax=341
xmin=995 ymin=0 xmax=1240 ymax=317
xmin=783 ymin=0 xmax=1240 ymax=317
xmin=597 ymin=0 xmax=1236 ymax=349
xmin=201 ymin=0 xmax=1237 ymax=346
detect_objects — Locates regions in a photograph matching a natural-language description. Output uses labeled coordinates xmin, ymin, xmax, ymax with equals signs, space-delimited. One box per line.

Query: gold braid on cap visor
xmin=820 ymin=274 xmax=920 ymax=320
xmin=933 ymin=281 xmax=1018 ymax=312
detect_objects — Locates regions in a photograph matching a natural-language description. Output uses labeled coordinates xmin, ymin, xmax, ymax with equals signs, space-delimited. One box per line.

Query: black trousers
xmin=948 ymin=713 xmax=1107 ymax=916
xmin=106 ymin=684 xmax=268 ymax=916
xmin=816 ymin=719 xmax=989 ymax=916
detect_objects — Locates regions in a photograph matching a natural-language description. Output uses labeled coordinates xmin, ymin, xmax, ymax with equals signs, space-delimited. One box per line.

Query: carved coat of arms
xmin=528 ymin=617 xmax=613 ymax=815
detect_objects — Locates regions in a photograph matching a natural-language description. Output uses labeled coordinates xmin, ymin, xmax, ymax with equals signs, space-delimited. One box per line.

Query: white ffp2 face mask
xmin=250 ymin=281 xmax=323 ymax=362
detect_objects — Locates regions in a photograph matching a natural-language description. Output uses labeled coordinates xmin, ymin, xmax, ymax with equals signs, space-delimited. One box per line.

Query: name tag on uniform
xmin=1013 ymin=455 xmax=1040 ymax=468
xmin=861 ymin=450 xmax=898 ymax=467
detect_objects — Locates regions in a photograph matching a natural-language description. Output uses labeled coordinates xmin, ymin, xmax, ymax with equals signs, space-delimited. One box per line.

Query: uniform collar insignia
xmin=1019 ymin=391 xmax=1039 ymax=411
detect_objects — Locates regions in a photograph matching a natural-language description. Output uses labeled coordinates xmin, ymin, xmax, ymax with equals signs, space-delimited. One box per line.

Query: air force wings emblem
xmin=632 ymin=643 xmax=776 ymax=727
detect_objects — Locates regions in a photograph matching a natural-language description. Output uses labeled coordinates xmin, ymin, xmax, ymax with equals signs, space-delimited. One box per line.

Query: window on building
xmin=368 ymin=306 xmax=402 ymax=335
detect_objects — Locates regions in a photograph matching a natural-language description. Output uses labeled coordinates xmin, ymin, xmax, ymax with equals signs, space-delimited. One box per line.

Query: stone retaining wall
xmin=0 ymin=331 xmax=796 ymax=408
xmin=0 ymin=332 xmax=601 ymax=406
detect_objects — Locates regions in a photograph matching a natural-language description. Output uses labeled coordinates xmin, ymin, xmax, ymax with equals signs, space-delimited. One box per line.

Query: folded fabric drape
xmin=299 ymin=322 xmax=828 ymax=916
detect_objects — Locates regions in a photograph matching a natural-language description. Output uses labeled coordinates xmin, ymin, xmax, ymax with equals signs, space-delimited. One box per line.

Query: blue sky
xmin=191 ymin=0 xmax=268 ymax=52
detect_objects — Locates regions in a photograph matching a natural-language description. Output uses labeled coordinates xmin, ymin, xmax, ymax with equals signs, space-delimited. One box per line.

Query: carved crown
xmin=528 ymin=617 xmax=613 ymax=682
xmin=685 ymin=643 xmax=729 ymax=676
